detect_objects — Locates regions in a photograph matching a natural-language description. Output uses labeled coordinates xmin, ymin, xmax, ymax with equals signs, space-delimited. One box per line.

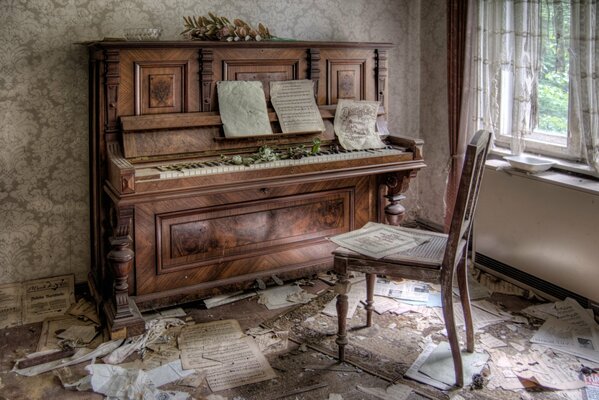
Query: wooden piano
xmin=87 ymin=40 xmax=425 ymax=338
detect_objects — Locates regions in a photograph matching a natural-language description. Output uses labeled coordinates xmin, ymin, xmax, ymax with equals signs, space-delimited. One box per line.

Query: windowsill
xmin=486 ymin=152 xmax=599 ymax=196
xmin=490 ymin=147 xmax=599 ymax=178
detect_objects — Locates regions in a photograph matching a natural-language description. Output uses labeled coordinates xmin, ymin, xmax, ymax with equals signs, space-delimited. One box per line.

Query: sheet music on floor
xmin=328 ymin=222 xmax=429 ymax=259
xmin=178 ymin=319 xmax=276 ymax=391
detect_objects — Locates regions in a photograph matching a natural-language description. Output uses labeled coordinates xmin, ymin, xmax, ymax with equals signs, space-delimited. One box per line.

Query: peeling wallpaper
xmin=0 ymin=0 xmax=448 ymax=284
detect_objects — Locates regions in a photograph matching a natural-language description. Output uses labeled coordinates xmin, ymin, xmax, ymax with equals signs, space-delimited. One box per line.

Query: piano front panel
xmin=132 ymin=176 xmax=374 ymax=299
xmin=119 ymin=48 xmax=201 ymax=116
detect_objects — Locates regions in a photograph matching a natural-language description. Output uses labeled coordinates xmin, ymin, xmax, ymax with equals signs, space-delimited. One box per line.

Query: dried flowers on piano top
xmin=182 ymin=13 xmax=273 ymax=41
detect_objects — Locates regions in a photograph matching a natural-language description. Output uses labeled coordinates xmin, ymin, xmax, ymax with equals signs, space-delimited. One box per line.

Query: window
xmin=480 ymin=0 xmax=584 ymax=161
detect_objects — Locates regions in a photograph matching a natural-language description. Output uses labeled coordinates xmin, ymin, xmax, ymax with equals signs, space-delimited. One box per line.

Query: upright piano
xmin=87 ymin=40 xmax=425 ymax=338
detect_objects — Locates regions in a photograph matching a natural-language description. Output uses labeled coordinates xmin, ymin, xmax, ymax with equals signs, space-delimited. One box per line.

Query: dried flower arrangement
xmin=182 ymin=13 xmax=273 ymax=41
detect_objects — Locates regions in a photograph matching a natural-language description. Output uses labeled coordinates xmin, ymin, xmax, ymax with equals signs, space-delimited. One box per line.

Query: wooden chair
xmin=332 ymin=130 xmax=491 ymax=387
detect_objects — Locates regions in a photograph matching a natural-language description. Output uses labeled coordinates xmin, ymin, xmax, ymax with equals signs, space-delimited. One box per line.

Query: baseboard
xmin=475 ymin=252 xmax=596 ymax=318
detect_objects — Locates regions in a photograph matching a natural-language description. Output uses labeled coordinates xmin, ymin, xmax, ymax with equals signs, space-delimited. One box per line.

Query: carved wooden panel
xmin=326 ymin=59 xmax=366 ymax=104
xmin=156 ymin=190 xmax=350 ymax=273
xmin=223 ymin=60 xmax=299 ymax=99
xmin=135 ymin=62 xmax=188 ymax=115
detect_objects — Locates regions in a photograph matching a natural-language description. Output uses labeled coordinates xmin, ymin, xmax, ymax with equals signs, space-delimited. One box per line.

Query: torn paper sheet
xmin=245 ymin=327 xmax=288 ymax=355
xmin=67 ymin=298 xmax=100 ymax=325
xmin=84 ymin=363 xmax=191 ymax=400
xmin=356 ymin=383 xmax=412 ymax=400
xmin=0 ymin=283 xmax=22 ymax=329
xmin=37 ymin=315 xmax=98 ymax=352
xmin=56 ymin=324 xmax=98 ymax=344
xmin=329 ymin=222 xmax=429 ymax=259
xmin=515 ymin=351 xmax=585 ymax=391
xmin=321 ymin=282 xmax=366 ymax=319
xmin=22 ymin=274 xmax=75 ymax=324
xmin=103 ymin=318 xmax=186 ymax=365
xmin=141 ymin=345 xmax=181 ymax=369
xmin=179 ymin=319 xmax=245 ymax=369
xmin=13 ymin=339 xmax=124 ymax=376
xmin=258 ymin=284 xmax=309 ymax=310
xmin=334 ymin=99 xmax=385 ymax=150
xmin=404 ymin=342 xmax=453 ymax=390
xmin=204 ymin=291 xmax=256 ymax=309
xmin=418 ymin=342 xmax=489 ymax=387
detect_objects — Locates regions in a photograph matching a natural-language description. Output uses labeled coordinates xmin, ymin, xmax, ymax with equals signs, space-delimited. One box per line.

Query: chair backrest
xmin=442 ymin=130 xmax=492 ymax=270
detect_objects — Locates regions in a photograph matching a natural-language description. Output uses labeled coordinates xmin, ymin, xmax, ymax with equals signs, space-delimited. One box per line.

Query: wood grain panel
xmin=135 ymin=61 xmax=187 ymax=115
xmin=133 ymin=177 xmax=373 ymax=295
xmin=119 ymin=48 xmax=200 ymax=116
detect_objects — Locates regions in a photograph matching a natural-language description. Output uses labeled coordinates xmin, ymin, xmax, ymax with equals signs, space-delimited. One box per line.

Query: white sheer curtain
xmin=475 ymin=0 xmax=542 ymax=155
xmin=571 ymin=1 xmax=599 ymax=172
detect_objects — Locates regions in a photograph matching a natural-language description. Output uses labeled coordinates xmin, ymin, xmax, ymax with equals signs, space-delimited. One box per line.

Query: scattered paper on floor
xmin=356 ymin=383 xmax=412 ymax=400
xmin=404 ymin=342 xmax=453 ymax=390
xmin=13 ymin=339 xmax=124 ymax=376
xmin=245 ymin=327 xmax=288 ymax=355
xmin=321 ymin=282 xmax=366 ymax=318
xmin=258 ymin=284 xmax=312 ymax=310
xmin=67 ymin=298 xmax=100 ymax=325
xmin=418 ymin=341 xmax=489 ymax=386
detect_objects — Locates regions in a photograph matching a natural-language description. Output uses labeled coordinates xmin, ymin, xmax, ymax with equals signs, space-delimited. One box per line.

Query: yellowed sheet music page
xmin=270 ymin=80 xmax=325 ymax=133
xmin=22 ymin=274 xmax=75 ymax=324
xmin=178 ymin=319 xmax=276 ymax=391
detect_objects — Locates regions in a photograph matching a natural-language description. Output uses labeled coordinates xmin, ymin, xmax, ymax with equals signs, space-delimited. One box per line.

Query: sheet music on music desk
xmin=217 ymin=81 xmax=273 ymax=137
xmin=270 ymin=80 xmax=324 ymax=133
xmin=329 ymin=222 xmax=429 ymax=259
xmin=334 ymin=99 xmax=386 ymax=150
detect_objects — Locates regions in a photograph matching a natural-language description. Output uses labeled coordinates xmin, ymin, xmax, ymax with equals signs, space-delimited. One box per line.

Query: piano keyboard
xmin=141 ymin=147 xmax=405 ymax=180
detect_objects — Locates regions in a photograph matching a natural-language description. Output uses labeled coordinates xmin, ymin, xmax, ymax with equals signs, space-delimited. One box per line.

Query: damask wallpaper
xmin=0 ymin=0 xmax=447 ymax=284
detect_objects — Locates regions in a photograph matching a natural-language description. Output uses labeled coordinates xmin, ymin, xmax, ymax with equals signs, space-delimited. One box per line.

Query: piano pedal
xmin=255 ymin=278 xmax=267 ymax=290
xmin=271 ymin=275 xmax=284 ymax=286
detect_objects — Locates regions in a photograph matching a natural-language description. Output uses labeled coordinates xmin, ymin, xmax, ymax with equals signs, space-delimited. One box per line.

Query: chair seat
xmin=333 ymin=228 xmax=466 ymax=269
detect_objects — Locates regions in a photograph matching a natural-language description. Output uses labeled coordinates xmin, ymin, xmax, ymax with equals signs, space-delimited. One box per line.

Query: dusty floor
xmin=0 ymin=274 xmax=594 ymax=400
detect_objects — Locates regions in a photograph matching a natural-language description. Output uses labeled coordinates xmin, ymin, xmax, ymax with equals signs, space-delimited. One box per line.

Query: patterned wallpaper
xmin=0 ymin=0 xmax=446 ymax=284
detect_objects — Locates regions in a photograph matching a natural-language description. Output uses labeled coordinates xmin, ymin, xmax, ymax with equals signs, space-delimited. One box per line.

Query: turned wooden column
xmin=107 ymin=230 xmax=134 ymax=320
xmin=379 ymin=170 xmax=417 ymax=226
xmin=103 ymin=206 xmax=145 ymax=339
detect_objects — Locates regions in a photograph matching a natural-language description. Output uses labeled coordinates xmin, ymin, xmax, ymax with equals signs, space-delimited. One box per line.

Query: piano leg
xmin=379 ymin=170 xmax=419 ymax=226
xmin=103 ymin=208 xmax=145 ymax=339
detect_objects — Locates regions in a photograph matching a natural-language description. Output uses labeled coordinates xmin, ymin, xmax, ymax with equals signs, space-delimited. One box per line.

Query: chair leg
xmin=457 ymin=253 xmax=474 ymax=353
xmin=365 ymin=273 xmax=375 ymax=327
xmin=335 ymin=271 xmax=350 ymax=362
xmin=441 ymin=283 xmax=464 ymax=387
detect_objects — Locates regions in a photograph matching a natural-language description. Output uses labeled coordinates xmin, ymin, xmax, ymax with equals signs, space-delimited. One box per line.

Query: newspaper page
xmin=270 ymin=80 xmax=324 ymax=133
xmin=0 ymin=283 xmax=22 ymax=329
xmin=333 ymin=99 xmax=385 ymax=150
xmin=585 ymin=372 xmax=599 ymax=400
xmin=530 ymin=298 xmax=599 ymax=363
xmin=329 ymin=222 xmax=429 ymax=259
xmin=22 ymin=274 xmax=75 ymax=324
xmin=217 ymin=80 xmax=272 ymax=137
